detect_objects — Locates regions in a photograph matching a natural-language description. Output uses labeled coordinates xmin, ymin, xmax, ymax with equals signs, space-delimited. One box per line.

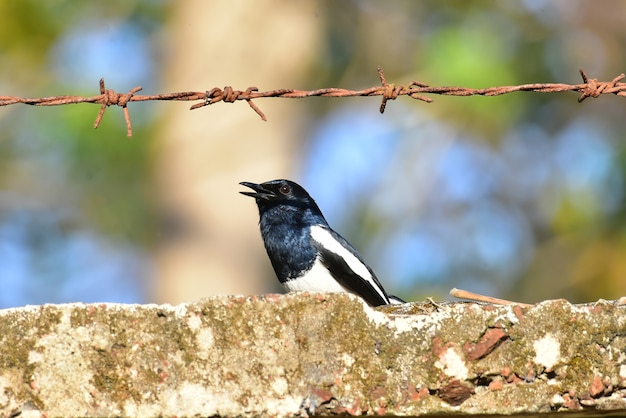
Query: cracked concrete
xmin=0 ymin=293 xmax=625 ymax=416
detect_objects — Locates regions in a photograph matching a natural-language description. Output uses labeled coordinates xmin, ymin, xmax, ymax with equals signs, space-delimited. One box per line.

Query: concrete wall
xmin=1 ymin=293 xmax=625 ymax=416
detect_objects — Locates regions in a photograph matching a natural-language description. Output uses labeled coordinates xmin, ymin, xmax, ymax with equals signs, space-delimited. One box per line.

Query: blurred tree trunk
xmin=153 ymin=1 xmax=320 ymax=303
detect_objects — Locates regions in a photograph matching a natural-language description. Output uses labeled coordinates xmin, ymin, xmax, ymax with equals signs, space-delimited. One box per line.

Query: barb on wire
xmin=94 ymin=79 xmax=143 ymax=137
xmin=0 ymin=67 xmax=625 ymax=137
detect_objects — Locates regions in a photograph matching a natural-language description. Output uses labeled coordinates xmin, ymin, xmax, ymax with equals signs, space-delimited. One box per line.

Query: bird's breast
xmin=259 ymin=218 xmax=318 ymax=282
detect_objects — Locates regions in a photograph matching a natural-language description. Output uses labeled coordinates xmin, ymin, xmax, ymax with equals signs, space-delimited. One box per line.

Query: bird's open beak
xmin=239 ymin=182 xmax=275 ymax=200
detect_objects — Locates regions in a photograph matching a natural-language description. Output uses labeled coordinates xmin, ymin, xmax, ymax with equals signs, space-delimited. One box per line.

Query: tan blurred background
xmin=153 ymin=1 xmax=320 ymax=303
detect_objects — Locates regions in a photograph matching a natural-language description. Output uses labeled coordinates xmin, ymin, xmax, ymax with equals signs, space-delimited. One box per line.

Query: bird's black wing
xmin=309 ymin=225 xmax=392 ymax=306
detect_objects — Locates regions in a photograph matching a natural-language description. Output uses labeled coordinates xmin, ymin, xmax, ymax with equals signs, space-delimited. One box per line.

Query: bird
xmin=240 ymin=179 xmax=405 ymax=306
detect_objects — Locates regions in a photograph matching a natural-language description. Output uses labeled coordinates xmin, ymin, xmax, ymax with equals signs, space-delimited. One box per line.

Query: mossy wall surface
xmin=1 ymin=293 xmax=625 ymax=417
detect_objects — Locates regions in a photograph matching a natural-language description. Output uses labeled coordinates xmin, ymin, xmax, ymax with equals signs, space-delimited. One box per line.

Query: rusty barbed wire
xmin=0 ymin=67 xmax=624 ymax=137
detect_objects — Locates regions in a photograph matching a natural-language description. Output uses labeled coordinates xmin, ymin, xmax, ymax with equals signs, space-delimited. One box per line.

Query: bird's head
xmin=239 ymin=179 xmax=324 ymax=216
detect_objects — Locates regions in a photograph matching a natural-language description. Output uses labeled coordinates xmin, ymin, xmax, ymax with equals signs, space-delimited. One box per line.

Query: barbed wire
xmin=1 ymin=67 xmax=624 ymax=137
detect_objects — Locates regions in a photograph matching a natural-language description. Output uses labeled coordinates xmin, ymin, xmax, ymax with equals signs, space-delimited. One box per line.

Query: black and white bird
xmin=240 ymin=179 xmax=405 ymax=306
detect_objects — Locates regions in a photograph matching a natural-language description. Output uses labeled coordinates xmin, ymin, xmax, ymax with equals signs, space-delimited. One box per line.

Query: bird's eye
xmin=279 ymin=184 xmax=291 ymax=195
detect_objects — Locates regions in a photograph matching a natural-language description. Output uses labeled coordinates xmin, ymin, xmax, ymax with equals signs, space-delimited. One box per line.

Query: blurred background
xmin=1 ymin=1 xmax=626 ymax=308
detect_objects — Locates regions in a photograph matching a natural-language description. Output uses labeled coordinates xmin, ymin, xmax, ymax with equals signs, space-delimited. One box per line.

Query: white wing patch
xmin=309 ymin=225 xmax=388 ymax=302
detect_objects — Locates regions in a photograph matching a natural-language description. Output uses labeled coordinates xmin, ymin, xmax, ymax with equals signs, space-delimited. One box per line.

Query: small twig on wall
xmin=450 ymin=288 xmax=532 ymax=307
xmin=0 ymin=67 xmax=625 ymax=137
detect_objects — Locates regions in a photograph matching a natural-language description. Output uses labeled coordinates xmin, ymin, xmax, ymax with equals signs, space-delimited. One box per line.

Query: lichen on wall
xmin=0 ymin=293 xmax=625 ymax=416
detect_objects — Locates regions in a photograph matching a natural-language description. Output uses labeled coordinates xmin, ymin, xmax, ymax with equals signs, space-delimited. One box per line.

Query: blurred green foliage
xmin=0 ymin=1 xmax=164 ymax=306
xmin=0 ymin=1 xmax=161 ymax=245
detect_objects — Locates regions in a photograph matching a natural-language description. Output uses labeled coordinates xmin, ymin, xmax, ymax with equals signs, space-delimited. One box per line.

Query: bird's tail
xmin=388 ymin=295 xmax=406 ymax=305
